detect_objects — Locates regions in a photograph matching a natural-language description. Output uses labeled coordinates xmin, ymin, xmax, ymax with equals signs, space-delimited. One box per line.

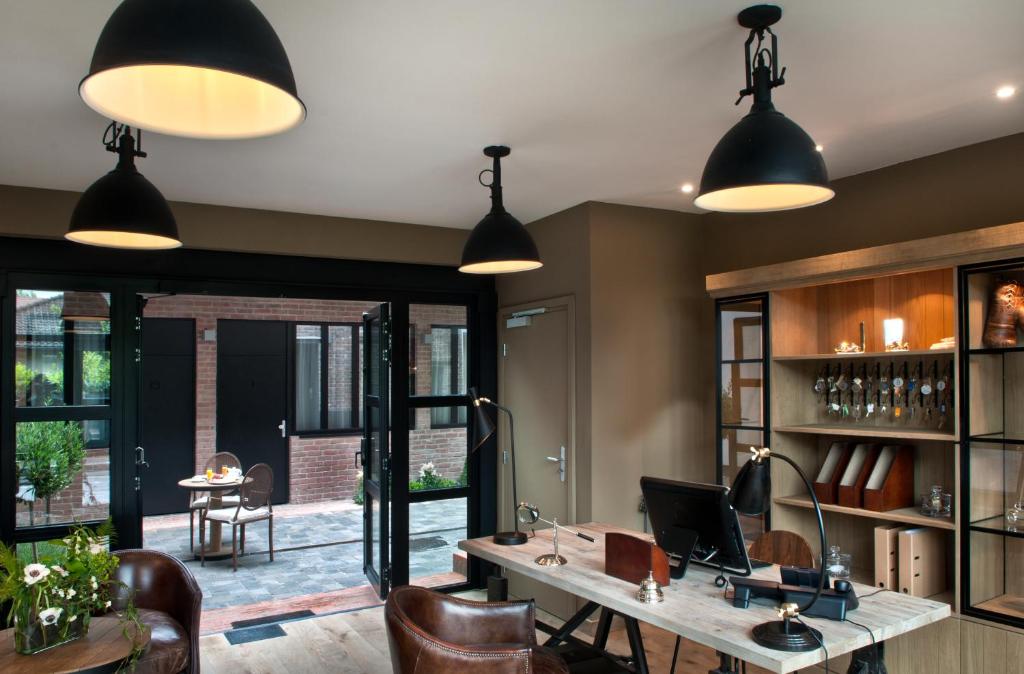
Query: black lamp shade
xmin=459 ymin=210 xmax=542 ymax=275
xmin=469 ymin=387 xmax=496 ymax=451
xmin=80 ymin=0 xmax=305 ymax=139
xmin=67 ymin=164 xmax=181 ymax=250
xmin=695 ymin=108 xmax=834 ymax=213
xmin=729 ymin=456 xmax=771 ymax=516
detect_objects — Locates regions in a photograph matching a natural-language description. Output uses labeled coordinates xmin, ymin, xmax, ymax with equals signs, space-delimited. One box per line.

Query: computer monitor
xmin=640 ymin=476 xmax=752 ymax=577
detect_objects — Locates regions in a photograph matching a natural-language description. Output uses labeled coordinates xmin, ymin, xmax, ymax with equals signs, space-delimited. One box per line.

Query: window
xmin=294 ymin=323 xmax=360 ymax=434
xmin=430 ymin=325 xmax=468 ymax=427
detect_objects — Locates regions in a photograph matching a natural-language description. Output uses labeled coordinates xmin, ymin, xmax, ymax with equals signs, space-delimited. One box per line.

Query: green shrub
xmin=16 ymin=422 xmax=86 ymax=504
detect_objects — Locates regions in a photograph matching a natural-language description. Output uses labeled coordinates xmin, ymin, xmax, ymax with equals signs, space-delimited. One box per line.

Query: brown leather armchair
xmin=385 ymin=585 xmax=568 ymax=674
xmin=112 ymin=549 xmax=203 ymax=674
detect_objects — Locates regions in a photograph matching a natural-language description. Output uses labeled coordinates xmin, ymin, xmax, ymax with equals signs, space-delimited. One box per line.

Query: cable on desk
xmin=844 ymin=616 xmax=886 ymax=674
xmin=795 ymin=614 xmax=829 ymax=674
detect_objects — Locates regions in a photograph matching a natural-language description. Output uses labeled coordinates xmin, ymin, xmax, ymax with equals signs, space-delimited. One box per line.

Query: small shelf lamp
xmin=469 ymin=387 xmax=527 ymax=545
xmin=730 ymin=446 xmax=828 ymax=652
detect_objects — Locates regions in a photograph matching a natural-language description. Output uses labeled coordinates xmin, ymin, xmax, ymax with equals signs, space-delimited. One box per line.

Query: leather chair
xmin=385 ymin=585 xmax=568 ymax=674
xmin=112 ymin=549 xmax=202 ymax=674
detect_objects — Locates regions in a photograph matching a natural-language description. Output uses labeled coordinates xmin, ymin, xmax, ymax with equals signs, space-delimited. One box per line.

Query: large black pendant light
xmin=80 ymin=0 xmax=305 ymax=140
xmin=67 ymin=123 xmax=181 ymax=250
xmin=695 ymin=5 xmax=833 ymax=213
xmin=459 ymin=146 xmax=542 ymax=275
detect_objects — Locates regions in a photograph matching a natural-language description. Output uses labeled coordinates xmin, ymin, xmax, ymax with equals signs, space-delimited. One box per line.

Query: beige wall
xmin=703 ymin=132 xmax=1024 ymax=274
xmin=0 ymin=183 xmax=468 ymax=266
xmin=498 ymin=201 xmax=710 ymax=529
xmin=588 ymin=203 xmax=710 ymax=528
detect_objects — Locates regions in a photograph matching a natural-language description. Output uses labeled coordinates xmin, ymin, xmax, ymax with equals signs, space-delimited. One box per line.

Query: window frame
xmin=290 ymin=321 xmax=362 ymax=437
xmin=429 ymin=323 xmax=468 ymax=429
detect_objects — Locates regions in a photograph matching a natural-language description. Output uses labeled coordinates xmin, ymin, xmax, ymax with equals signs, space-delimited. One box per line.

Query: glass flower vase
xmin=14 ymin=612 xmax=89 ymax=655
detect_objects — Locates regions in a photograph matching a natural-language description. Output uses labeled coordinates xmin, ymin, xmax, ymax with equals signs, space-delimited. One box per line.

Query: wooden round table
xmin=178 ymin=475 xmax=244 ymax=560
xmin=0 ymin=615 xmax=150 ymax=674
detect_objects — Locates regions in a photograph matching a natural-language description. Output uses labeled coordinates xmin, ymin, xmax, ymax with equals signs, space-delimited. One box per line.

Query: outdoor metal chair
xmin=189 ymin=451 xmax=242 ymax=551
xmin=200 ymin=463 xmax=274 ymax=571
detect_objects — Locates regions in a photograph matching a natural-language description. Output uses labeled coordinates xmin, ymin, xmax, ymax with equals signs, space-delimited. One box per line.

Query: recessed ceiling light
xmin=815 ymin=144 xmax=824 ymax=152
xmin=681 ymin=183 xmax=694 ymax=194
xmin=996 ymin=85 xmax=1016 ymax=99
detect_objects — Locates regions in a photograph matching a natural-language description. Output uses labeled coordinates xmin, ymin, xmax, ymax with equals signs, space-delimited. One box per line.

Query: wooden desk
xmin=0 ymin=615 xmax=150 ymax=674
xmin=460 ymin=522 xmax=951 ymax=674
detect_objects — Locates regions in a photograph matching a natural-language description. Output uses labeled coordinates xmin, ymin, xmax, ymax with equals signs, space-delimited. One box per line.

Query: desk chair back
xmin=748 ymin=530 xmax=815 ymax=567
xmin=240 ymin=463 xmax=274 ymax=511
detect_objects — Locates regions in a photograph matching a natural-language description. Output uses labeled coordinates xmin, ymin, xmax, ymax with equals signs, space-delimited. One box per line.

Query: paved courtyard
xmin=144 ymin=499 xmax=467 ymax=610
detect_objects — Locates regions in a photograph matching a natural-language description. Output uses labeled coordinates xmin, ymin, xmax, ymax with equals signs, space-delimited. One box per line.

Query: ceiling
xmin=0 ymin=1 xmax=1021 ymax=229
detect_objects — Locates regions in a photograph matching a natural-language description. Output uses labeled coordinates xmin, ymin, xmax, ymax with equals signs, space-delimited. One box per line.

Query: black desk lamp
xmin=469 ymin=387 xmax=527 ymax=545
xmin=730 ymin=447 xmax=828 ymax=652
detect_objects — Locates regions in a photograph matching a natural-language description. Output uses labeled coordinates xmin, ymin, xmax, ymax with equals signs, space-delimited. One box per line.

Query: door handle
xmin=278 ymin=419 xmax=287 ymax=438
xmin=544 ymin=446 xmax=566 ymax=483
xmin=356 ymin=439 xmax=365 ymax=467
xmin=135 ymin=446 xmax=150 ymax=469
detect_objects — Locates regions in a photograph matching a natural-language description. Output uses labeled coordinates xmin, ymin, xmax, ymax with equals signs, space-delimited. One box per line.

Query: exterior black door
xmin=362 ymin=304 xmax=391 ymax=597
xmin=140 ymin=318 xmax=196 ymax=516
xmin=217 ymin=320 xmax=289 ymax=504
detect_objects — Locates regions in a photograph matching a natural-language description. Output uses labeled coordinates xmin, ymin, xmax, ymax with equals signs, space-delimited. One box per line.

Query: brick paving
xmin=144 ymin=498 xmax=467 ymax=610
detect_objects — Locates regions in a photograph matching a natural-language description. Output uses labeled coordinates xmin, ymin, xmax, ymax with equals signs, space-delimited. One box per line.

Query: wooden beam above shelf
xmin=774 ymin=494 xmax=956 ymax=530
xmin=773 ymin=423 xmax=956 ymax=442
xmin=773 ymin=348 xmax=955 ymax=362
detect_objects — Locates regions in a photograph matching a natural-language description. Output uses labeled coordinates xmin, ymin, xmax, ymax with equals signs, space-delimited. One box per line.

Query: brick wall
xmin=143 ymin=295 xmax=469 ymax=505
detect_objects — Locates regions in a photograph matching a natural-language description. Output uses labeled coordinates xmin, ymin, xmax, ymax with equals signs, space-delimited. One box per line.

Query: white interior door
xmin=499 ymin=297 xmax=575 ymax=618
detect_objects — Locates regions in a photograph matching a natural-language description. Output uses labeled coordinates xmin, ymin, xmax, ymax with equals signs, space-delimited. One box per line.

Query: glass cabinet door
xmin=962 ymin=260 xmax=1024 ymax=627
xmin=715 ymin=294 xmax=769 ymax=538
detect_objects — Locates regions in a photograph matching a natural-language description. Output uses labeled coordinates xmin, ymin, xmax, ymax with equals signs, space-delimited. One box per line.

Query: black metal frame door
xmin=362 ymin=303 xmax=391 ymax=597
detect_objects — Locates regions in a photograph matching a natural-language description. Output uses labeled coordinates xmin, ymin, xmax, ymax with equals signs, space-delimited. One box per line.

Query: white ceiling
xmin=0 ymin=1 xmax=1022 ymax=229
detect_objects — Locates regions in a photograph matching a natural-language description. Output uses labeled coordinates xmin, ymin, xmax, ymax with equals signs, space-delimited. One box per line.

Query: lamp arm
xmin=770 ymin=451 xmax=828 ymax=615
xmin=485 ymin=401 xmax=520 ymax=535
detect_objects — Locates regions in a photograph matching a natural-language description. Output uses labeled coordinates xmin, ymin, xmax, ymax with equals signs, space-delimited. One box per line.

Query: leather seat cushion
xmin=133 ymin=608 xmax=190 ymax=674
xmin=206 ymin=506 xmax=270 ymax=523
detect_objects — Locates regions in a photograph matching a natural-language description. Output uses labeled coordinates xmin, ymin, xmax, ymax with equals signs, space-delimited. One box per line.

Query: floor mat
xmin=409 ymin=535 xmax=449 ymax=552
xmin=224 ymin=623 xmax=287 ymax=645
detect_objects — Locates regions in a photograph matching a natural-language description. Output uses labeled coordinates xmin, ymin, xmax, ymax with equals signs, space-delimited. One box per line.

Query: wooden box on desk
xmin=863 ymin=445 xmax=915 ymax=512
xmin=605 ymin=532 xmax=670 ymax=586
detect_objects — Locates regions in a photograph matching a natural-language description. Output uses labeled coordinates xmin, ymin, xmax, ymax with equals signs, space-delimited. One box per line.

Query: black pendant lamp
xmin=695 ymin=5 xmax=833 ymax=213
xmin=459 ymin=146 xmax=542 ymax=275
xmin=80 ymin=0 xmax=305 ymax=140
xmin=67 ymin=123 xmax=181 ymax=250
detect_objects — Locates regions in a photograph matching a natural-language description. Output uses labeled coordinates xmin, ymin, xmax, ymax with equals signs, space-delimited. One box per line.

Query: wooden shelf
xmin=974 ymin=594 xmax=1024 ymax=620
xmin=773 ymin=348 xmax=955 ymax=362
xmin=774 ymin=494 xmax=957 ymax=530
xmin=772 ymin=423 xmax=956 ymax=442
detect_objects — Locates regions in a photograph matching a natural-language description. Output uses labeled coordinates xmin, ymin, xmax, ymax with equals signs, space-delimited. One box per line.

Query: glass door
xmin=715 ymin=293 xmax=769 ymax=539
xmin=362 ymin=303 xmax=391 ymax=597
xmin=2 ymin=279 xmax=141 ymax=556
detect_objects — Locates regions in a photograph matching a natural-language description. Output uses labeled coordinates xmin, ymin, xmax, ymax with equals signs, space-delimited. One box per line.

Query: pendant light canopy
xmin=67 ymin=124 xmax=181 ymax=250
xmin=80 ymin=0 xmax=305 ymax=140
xmin=695 ymin=5 xmax=833 ymax=213
xmin=459 ymin=146 xmax=542 ymax=275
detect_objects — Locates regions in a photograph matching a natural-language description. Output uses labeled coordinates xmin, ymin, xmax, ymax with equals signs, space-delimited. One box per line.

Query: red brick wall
xmin=143 ymin=296 xmax=469 ymax=505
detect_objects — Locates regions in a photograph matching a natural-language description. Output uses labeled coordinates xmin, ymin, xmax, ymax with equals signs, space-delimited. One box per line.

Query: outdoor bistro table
xmin=177 ymin=475 xmax=244 ymax=560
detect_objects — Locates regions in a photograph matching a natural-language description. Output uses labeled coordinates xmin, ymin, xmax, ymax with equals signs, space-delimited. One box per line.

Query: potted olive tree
xmin=16 ymin=422 xmax=86 ymax=526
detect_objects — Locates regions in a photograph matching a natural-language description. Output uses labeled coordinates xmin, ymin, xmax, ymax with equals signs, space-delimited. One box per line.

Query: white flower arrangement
xmin=38 ymin=608 xmax=62 ymax=626
xmin=22 ymin=563 xmax=49 ymax=586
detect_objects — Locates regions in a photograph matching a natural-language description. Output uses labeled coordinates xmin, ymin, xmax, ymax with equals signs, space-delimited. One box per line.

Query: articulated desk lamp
xmin=730 ymin=447 xmax=829 ymax=652
xmin=469 ymin=387 xmax=527 ymax=545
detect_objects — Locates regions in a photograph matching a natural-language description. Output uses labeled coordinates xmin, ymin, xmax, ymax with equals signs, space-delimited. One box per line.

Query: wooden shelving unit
xmin=774 ymin=494 xmax=956 ymax=530
xmin=773 ymin=424 xmax=956 ymax=442
xmin=764 ymin=267 xmax=959 ymax=614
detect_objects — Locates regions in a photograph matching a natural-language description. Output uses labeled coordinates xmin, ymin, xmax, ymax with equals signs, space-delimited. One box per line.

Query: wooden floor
xmin=199 ymin=599 xmax=774 ymax=674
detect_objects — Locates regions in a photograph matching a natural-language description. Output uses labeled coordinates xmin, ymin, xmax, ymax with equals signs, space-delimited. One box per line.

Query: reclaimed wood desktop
xmin=459 ymin=523 xmax=950 ymax=674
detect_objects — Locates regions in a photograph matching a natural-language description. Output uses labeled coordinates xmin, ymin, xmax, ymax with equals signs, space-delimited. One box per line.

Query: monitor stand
xmin=661 ymin=526 xmax=699 ymax=579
